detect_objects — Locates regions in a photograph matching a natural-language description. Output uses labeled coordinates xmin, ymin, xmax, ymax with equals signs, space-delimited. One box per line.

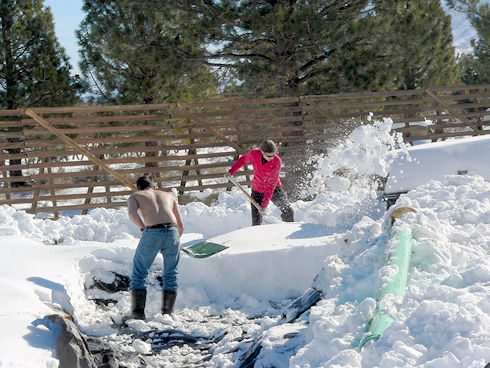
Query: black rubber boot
xmin=130 ymin=289 xmax=146 ymax=320
xmin=162 ymin=290 xmax=177 ymax=315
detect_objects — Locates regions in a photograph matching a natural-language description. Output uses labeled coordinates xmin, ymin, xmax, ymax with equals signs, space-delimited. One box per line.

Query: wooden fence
xmin=0 ymin=84 xmax=488 ymax=217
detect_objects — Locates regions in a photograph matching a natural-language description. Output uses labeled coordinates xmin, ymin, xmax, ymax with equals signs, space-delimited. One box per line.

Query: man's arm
xmin=172 ymin=197 xmax=184 ymax=236
xmin=127 ymin=195 xmax=145 ymax=231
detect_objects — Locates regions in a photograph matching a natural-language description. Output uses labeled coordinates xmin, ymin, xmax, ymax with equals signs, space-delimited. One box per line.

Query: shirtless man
xmin=127 ymin=175 xmax=184 ymax=320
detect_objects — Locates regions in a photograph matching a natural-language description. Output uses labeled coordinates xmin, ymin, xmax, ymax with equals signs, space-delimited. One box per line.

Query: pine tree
xmin=385 ymin=0 xmax=458 ymax=90
xmin=180 ymin=0 xmax=460 ymax=96
xmin=0 ymin=0 xmax=81 ymax=185
xmin=77 ymin=0 xmax=217 ymax=104
xmin=0 ymin=0 xmax=80 ymax=109
xmin=445 ymin=0 xmax=481 ymax=14
xmin=301 ymin=1 xmax=403 ymax=95
xmin=456 ymin=3 xmax=489 ymax=84
xmin=186 ymin=0 xmax=399 ymax=97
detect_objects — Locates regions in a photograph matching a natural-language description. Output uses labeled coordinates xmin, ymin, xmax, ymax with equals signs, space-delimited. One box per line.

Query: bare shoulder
xmin=129 ymin=190 xmax=153 ymax=204
xmin=128 ymin=192 xmax=138 ymax=201
xmin=156 ymin=190 xmax=176 ymax=201
xmin=129 ymin=191 xmax=145 ymax=201
xmin=127 ymin=192 xmax=139 ymax=211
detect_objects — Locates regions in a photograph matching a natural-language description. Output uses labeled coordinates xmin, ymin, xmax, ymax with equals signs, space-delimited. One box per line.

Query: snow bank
xmin=385 ymin=135 xmax=490 ymax=194
xmin=289 ymin=174 xmax=490 ymax=368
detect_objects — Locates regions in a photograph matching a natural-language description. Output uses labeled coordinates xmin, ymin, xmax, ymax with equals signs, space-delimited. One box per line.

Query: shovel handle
xmin=228 ymin=176 xmax=262 ymax=211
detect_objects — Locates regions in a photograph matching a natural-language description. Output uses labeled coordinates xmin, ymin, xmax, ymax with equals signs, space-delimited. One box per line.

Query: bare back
xmin=129 ymin=190 xmax=178 ymax=226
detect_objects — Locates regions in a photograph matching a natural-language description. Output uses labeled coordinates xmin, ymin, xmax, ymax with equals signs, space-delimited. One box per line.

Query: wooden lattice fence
xmin=0 ymin=84 xmax=488 ymax=217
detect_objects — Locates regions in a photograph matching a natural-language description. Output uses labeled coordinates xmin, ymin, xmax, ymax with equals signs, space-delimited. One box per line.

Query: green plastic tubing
xmin=359 ymin=229 xmax=414 ymax=349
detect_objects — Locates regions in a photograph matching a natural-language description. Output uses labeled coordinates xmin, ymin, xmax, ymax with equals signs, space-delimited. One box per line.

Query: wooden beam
xmin=23 ymin=108 xmax=137 ymax=191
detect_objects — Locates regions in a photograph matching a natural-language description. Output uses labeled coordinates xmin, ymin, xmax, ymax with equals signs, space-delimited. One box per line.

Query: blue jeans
xmin=130 ymin=228 xmax=180 ymax=291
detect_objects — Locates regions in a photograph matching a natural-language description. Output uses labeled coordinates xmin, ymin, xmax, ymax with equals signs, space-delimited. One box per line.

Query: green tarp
xmin=181 ymin=241 xmax=228 ymax=258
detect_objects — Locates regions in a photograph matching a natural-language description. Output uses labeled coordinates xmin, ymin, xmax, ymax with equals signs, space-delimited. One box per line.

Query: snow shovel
xmin=181 ymin=241 xmax=228 ymax=258
xmin=227 ymin=176 xmax=273 ymax=224
xmin=227 ymin=176 xmax=262 ymax=211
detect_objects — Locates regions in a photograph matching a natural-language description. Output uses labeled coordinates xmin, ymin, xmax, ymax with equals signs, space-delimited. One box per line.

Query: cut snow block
xmin=181 ymin=241 xmax=228 ymax=258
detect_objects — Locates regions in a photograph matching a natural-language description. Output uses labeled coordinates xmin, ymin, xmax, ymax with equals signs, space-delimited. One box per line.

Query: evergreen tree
xmin=77 ymin=0 xmax=217 ymax=104
xmin=301 ymin=1 xmax=402 ymax=95
xmin=445 ymin=0 xmax=481 ymax=14
xmin=185 ymin=0 xmax=400 ymax=97
xmin=455 ymin=3 xmax=489 ymax=84
xmin=178 ymin=0 xmax=458 ymax=96
xmin=385 ymin=0 xmax=458 ymax=90
xmin=0 ymin=0 xmax=81 ymax=185
xmin=0 ymin=0 xmax=81 ymax=109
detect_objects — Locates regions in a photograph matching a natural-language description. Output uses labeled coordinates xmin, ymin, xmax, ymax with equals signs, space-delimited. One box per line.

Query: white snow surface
xmin=0 ymin=120 xmax=489 ymax=367
xmin=385 ymin=135 xmax=490 ymax=194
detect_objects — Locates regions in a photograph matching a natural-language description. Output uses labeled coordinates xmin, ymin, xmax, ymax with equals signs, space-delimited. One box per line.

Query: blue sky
xmin=44 ymin=0 xmax=482 ymax=77
xmin=44 ymin=0 xmax=84 ymax=75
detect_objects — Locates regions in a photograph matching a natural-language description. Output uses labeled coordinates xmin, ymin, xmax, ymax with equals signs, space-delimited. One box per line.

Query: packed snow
xmin=385 ymin=134 xmax=490 ymax=194
xmin=0 ymin=119 xmax=489 ymax=368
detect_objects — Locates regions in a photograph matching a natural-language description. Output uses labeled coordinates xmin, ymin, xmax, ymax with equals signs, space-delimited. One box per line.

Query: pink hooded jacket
xmin=228 ymin=149 xmax=282 ymax=209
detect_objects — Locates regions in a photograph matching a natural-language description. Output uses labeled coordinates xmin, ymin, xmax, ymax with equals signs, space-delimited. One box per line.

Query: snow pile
xmin=386 ymin=134 xmax=490 ymax=194
xmin=286 ymin=174 xmax=490 ymax=367
xmin=0 ymin=204 xmax=136 ymax=244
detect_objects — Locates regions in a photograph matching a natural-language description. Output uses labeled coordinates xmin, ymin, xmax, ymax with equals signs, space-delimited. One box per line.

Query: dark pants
xmin=251 ymin=186 xmax=294 ymax=226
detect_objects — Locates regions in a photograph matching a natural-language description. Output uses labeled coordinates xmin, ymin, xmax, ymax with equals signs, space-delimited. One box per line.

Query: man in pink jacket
xmin=225 ymin=140 xmax=294 ymax=225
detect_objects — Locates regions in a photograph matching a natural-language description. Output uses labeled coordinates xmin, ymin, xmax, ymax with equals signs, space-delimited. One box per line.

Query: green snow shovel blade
xmin=181 ymin=241 xmax=228 ymax=258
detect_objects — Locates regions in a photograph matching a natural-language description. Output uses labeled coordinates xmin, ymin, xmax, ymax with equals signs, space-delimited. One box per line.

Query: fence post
xmin=179 ymin=137 xmax=199 ymax=195
xmin=44 ymin=155 xmax=59 ymax=218
xmin=280 ymin=96 xmax=308 ymax=199
xmin=31 ymin=166 xmax=42 ymax=214
xmin=82 ymin=153 xmax=108 ymax=215
xmin=31 ymin=154 xmax=58 ymax=216
xmin=5 ymin=115 xmax=25 ymax=186
xmin=2 ymin=161 xmax=10 ymax=201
